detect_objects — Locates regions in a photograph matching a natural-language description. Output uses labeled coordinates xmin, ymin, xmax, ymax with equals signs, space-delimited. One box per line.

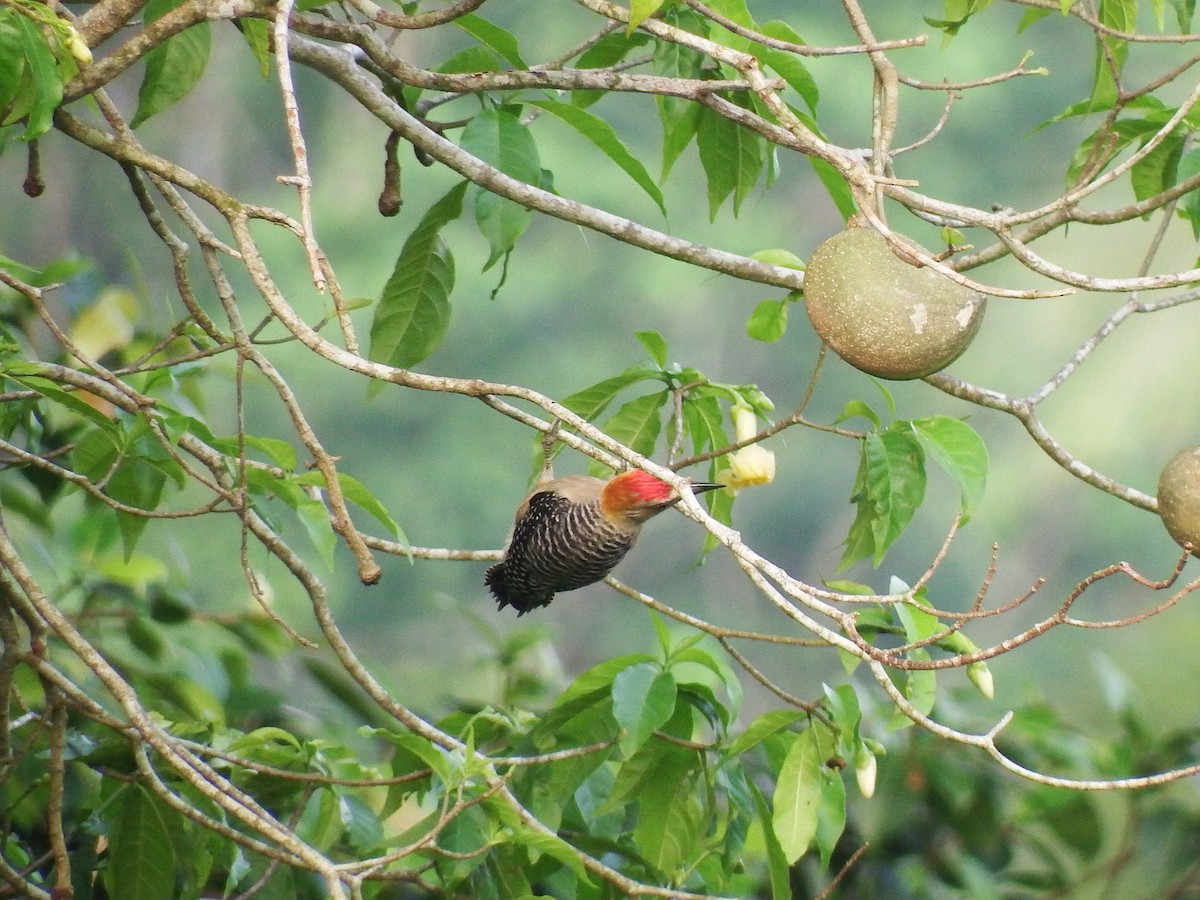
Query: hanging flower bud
xmin=64 ymin=27 xmax=93 ymax=65
xmin=854 ymin=743 xmax=877 ymax=798
xmin=716 ymin=404 xmax=776 ymax=496
xmin=967 ymin=661 xmax=994 ymax=700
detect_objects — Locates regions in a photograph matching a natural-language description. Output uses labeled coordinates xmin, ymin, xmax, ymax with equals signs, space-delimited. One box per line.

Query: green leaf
xmin=486 ymin=797 xmax=594 ymax=883
xmin=809 ymin=153 xmax=858 ymax=220
xmin=293 ymin=493 xmax=337 ymax=567
xmin=209 ymin=434 xmax=298 ymax=472
xmin=746 ymin=298 xmax=788 ymax=342
xmin=10 ymin=13 xmax=62 ymax=141
xmin=368 ymin=728 xmax=451 ymax=783
xmin=131 ymin=0 xmax=211 ymax=128
xmin=295 ymin=470 xmax=406 ymax=545
xmin=368 ymin=182 xmax=465 ymax=370
xmin=910 ymin=416 xmax=989 ymax=520
xmin=722 ymin=709 xmax=807 ymax=762
xmin=550 ymin=653 xmax=657 ymax=709
xmin=235 ymin=18 xmax=271 ymax=78
xmin=572 ymin=31 xmax=651 ymax=106
xmin=630 ymin=0 xmax=669 ymax=31
xmin=696 ymin=104 xmax=763 ymax=219
xmin=890 ymin=590 xmax=939 ymax=728
xmin=5 ymin=370 xmax=121 ymax=437
xmin=670 ymin=644 xmax=743 ymax=719
xmin=839 ymin=429 xmax=926 ymax=569
xmin=1131 ymin=130 xmax=1185 ymax=204
xmin=822 ymin=683 xmax=863 ymax=753
xmin=659 ymin=98 xmax=703 ymax=183
xmin=751 ymin=781 xmax=792 ymax=900
xmin=758 ymin=22 xmax=819 ymax=112
xmin=635 ymin=329 xmax=669 ymax=368
xmin=108 ymin=458 xmax=168 ymax=560
xmin=834 ymin=398 xmax=881 ymax=429
xmin=245 ymin=469 xmax=337 ymax=565
xmin=751 ymin=248 xmax=806 ymax=269
xmin=561 ymin=363 xmax=663 ymax=423
xmin=105 ymin=785 xmax=177 ymax=900
xmin=634 ymin=765 xmax=701 ymax=876
xmin=612 ymin=663 xmax=677 ymax=757
xmin=454 ymin=14 xmax=526 ymax=68
xmin=1171 ymin=0 xmax=1196 ymax=32
xmin=526 ymin=99 xmax=667 ymax=215
xmin=459 ymin=106 xmax=543 ymax=269
xmin=0 ymin=18 xmax=25 ymax=116
xmin=683 ymin=393 xmax=727 ymax=457
xmin=814 ymin=770 xmax=846 ymax=870
xmin=1177 ymin=147 xmax=1200 ymax=237
xmin=602 ymin=390 xmax=668 ymax=459
xmin=889 ymin=648 xmax=937 ymax=729
xmin=771 ymin=728 xmax=822 ymax=863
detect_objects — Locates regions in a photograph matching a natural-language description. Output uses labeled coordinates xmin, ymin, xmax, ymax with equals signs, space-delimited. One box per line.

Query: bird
xmin=485 ymin=470 xmax=721 ymax=615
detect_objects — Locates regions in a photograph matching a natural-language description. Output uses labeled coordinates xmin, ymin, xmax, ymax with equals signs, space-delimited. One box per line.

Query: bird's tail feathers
xmin=485 ymin=563 xmax=551 ymax=616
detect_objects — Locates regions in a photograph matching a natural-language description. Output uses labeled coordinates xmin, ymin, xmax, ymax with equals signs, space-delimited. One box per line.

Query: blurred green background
xmin=3 ymin=1 xmax=1199 ymax=757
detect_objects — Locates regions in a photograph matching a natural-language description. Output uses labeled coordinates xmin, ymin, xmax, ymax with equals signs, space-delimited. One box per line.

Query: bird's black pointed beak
xmin=688 ymin=482 xmax=723 ymax=495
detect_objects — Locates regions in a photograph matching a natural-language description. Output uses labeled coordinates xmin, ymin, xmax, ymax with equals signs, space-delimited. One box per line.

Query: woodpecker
xmin=486 ymin=470 xmax=721 ymax=615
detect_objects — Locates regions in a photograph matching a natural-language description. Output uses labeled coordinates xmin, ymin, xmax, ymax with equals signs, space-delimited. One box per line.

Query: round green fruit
xmin=803 ymin=227 xmax=986 ymax=380
xmin=1157 ymin=447 xmax=1200 ymax=556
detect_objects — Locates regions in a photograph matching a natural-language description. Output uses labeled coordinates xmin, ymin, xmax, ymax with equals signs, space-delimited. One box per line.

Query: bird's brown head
xmin=599 ymin=471 xmax=720 ymax=524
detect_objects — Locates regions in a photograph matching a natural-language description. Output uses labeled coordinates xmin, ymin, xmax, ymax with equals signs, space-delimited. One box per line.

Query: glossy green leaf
xmin=572 ymin=31 xmax=651 ymax=106
xmin=759 ymin=22 xmax=819 ymax=112
xmin=455 ymin=14 xmax=526 ymax=67
xmin=210 ymin=434 xmax=298 ymax=472
xmin=635 ymin=329 xmax=669 ymax=368
xmin=890 ymin=590 xmax=939 ymax=728
xmin=368 ymin=182 xmax=465 ymax=370
xmin=131 ymin=0 xmax=211 ymax=128
xmin=659 ymin=98 xmax=703 ymax=183
xmin=368 ymin=727 xmax=451 ymax=783
xmin=1090 ymin=0 xmax=1132 ymax=109
xmin=722 ymin=709 xmax=807 ymax=762
xmin=1171 ymin=0 xmax=1195 ymax=31
xmin=612 ymin=663 xmax=677 ymax=756
xmin=696 ymin=104 xmax=763 ymax=219
xmin=771 ymin=728 xmax=822 ymax=863
xmin=683 ymin=392 xmax=727 ymax=457
xmin=105 ymin=785 xmax=177 ymax=900
xmin=840 ymin=428 xmax=926 ymax=569
xmin=814 ymin=769 xmax=846 ymax=870
xmin=1176 ymin=147 xmax=1200 ymax=237
xmin=602 ymin=390 xmax=668 ymax=460
xmin=751 ymin=248 xmax=806 ymax=269
xmin=547 ymin=653 xmax=657 ymax=713
xmin=108 ymin=458 xmax=168 ymax=560
xmin=0 ymin=17 xmax=24 ymax=115
xmin=890 ymin=648 xmax=936 ymax=729
xmin=910 ymin=416 xmax=989 ymax=520
xmin=671 ymin=644 xmax=743 ymax=719
xmin=1131 ymin=130 xmax=1184 ymax=204
xmin=634 ymin=766 xmax=701 ymax=876
xmin=485 ymin=796 xmax=594 ymax=882
xmin=822 ymin=683 xmax=863 ymax=753
xmin=460 ymin=107 xmax=543 ymax=269
xmin=527 ymin=99 xmax=666 ymax=215
xmin=5 ymin=370 xmax=121 ymax=437
xmin=746 ymin=298 xmax=788 ymax=342
xmin=629 ymin=0 xmax=669 ymax=31
xmin=561 ymin=363 xmax=663 ymax=423
xmin=235 ymin=18 xmax=271 ymax=78
xmin=295 ymin=470 xmax=406 ymax=544
xmin=10 ymin=13 xmax=62 ymax=140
